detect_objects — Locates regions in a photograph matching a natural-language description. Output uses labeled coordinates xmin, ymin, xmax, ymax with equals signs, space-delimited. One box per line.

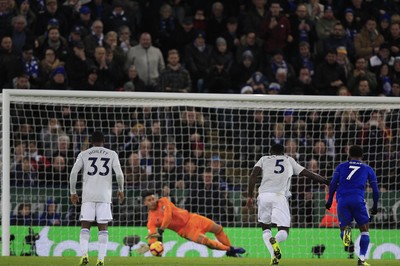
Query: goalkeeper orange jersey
xmin=147 ymin=197 xmax=191 ymax=235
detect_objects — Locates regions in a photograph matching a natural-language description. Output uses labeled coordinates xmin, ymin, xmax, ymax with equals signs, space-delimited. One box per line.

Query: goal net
xmin=2 ymin=90 xmax=400 ymax=259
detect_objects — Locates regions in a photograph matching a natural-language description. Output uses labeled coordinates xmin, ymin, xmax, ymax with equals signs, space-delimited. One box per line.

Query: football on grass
xmin=150 ymin=241 xmax=164 ymax=256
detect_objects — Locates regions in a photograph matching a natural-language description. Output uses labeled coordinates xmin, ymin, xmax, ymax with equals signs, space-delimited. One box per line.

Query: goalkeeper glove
xmin=136 ymin=243 xmax=149 ymax=254
xmin=370 ymin=208 xmax=378 ymax=215
xmin=325 ymin=202 xmax=332 ymax=210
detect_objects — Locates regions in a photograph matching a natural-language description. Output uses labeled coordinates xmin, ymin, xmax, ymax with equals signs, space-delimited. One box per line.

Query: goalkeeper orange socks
xmin=201 ymin=237 xmax=230 ymax=251
xmin=215 ymin=229 xmax=231 ymax=247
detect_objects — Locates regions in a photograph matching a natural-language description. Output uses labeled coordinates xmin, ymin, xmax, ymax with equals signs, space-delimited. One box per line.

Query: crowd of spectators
xmin=1 ymin=0 xmax=400 ymax=95
xmin=5 ymin=0 xmax=400 ymax=227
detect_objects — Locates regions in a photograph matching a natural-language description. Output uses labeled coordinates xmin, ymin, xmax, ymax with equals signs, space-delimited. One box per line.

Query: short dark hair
xmin=349 ymin=145 xmax=363 ymax=158
xmin=141 ymin=191 xmax=155 ymax=199
xmin=92 ymin=131 xmax=104 ymax=143
xmin=270 ymin=144 xmax=285 ymax=155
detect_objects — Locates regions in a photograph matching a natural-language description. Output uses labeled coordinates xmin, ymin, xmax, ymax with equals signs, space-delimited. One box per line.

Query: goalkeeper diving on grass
xmin=137 ymin=191 xmax=246 ymax=257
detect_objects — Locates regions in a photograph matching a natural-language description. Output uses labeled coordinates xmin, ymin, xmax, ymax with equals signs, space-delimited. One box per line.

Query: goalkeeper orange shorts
xmin=177 ymin=214 xmax=214 ymax=241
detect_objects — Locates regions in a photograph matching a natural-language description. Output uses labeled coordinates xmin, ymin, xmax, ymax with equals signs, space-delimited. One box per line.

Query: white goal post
xmin=2 ymin=89 xmax=400 ymax=259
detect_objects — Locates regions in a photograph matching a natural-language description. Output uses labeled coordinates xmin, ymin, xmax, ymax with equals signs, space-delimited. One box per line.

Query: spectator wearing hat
xmin=388 ymin=22 xmax=400 ymax=57
xmin=236 ymin=31 xmax=262 ymax=69
xmin=82 ymin=65 xmax=102 ymax=90
xmin=83 ymin=19 xmax=104 ymax=59
xmin=213 ymin=37 xmax=234 ymax=72
xmin=341 ymin=8 xmax=359 ymax=41
xmin=354 ymin=17 xmax=384 ymax=59
xmin=315 ymin=5 xmax=337 ymax=56
xmin=35 ymin=0 xmax=68 ymax=37
xmin=45 ymin=65 xmax=68 ymax=89
xmin=15 ymin=0 xmax=37 ymax=32
xmin=336 ymin=46 xmax=353 ymax=78
xmin=65 ymin=26 xmax=81 ymax=49
xmin=289 ymin=4 xmax=317 ymax=58
xmin=65 ymin=41 xmax=90 ymax=90
xmin=184 ymin=30 xmax=214 ymax=92
xmin=369 ymin=43 xmax=395 ymax=74
xmin=70 ymin=6 xmax=92 ymax=37
xmin=247 ymin=71 xmax=268 ymax=94
xmin=378 ymin=12 xmax=391 ymax=40
xmin=267 ymin=82 xmax=281 ymax=94
xmin=260 ymin=1 xmax=292 ymax=57
xmin=347 ymin=56 xmax=377 ymax=93
xmin=192 ymin=8 xmax=207 ymax=32
xmin=206 ymin=2 xmax=227 ymax=45
xmin=158 ymin=49 xmax=191 ymax=93
xmin=125 ymin=32 xmax=165 ymax=91
xmin=204 ymin=57 xmax=232 ymax=93
xmin=313 ymin=49 xmax=346 ymax=95
xmin=323 ymin=21 xmax=355 ymax=61
xmin=230 ymin=50 xmax=257 ymax=93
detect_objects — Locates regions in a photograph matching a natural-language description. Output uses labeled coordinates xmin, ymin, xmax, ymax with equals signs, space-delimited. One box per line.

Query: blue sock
xmin=340 ymin=231 xmax=344 ymax=240
xmin=359 ymin=232 xmax=370 ymax=257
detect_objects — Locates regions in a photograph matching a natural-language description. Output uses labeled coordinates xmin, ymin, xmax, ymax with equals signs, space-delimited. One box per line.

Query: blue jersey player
xmin=325 ymin=145 xmax=379 ymax=266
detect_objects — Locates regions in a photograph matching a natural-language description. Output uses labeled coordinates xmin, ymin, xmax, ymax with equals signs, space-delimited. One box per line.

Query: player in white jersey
xmin=246 ymin=144 xmax=328 ymax=265
xmin=70 ymin=131 xmax=124 ymax=266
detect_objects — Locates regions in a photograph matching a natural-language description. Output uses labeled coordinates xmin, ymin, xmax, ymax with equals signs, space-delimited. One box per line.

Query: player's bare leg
xmin=78 ymin=221 xmax=91 ymax=266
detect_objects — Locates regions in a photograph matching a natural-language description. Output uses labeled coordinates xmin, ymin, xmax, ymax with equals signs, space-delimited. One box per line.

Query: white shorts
xmin=257 ymin=192 xmax=290 ymax=227
xmin=80 ymin=202 xmax=113 ymax=223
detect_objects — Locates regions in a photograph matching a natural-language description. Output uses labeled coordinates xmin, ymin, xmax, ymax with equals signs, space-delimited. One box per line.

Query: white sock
xmin=275 ymin=230 xmax=288 ymax=243
xmin=80 ymin=228 xmax=90 ymax=256
xmin=98 ymin=230 xmax=108 ymax=261
xmin=262 ymin=229 xmax=275 ymax=258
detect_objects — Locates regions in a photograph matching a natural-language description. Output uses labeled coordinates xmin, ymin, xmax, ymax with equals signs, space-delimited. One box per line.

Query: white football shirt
xmin=69 ymin=146 xmax=124 ymax=203
xmin=255 ymin=155 xmax=304 ymax=197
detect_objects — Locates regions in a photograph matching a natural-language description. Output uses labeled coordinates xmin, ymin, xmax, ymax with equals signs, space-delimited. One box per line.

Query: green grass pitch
xmin=0 ymin=257 xmax=398 ymax=266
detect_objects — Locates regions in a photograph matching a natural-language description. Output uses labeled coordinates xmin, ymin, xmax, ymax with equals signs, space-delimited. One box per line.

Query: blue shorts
xmin=337 ymin=196 xmax=369 ymax=227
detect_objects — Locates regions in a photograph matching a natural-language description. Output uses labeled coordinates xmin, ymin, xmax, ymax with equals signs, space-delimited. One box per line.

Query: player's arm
xmin=325 ymin=169 xmax=339 ymax=210
xmin=69 ymin=153 xmax=83 ymax=205
xmin=369 ymin=168 xmax=380 ymax=214
xmin=246 ymin=166 xmax=261 ymax=208
xmin=299 ymin=169 xmax=329 ymax=185
xmin=112 ymin=152 xmax=125 ymax=203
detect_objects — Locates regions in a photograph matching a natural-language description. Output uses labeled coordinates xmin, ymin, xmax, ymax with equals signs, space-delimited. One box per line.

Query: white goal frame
xmin=2 ymin=89 xmax=400 ymax=256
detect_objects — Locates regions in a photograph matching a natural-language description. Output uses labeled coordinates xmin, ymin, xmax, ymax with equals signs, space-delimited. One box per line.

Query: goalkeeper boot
xmin=226 ymin=246 xmax=246 ymax=257
xmin=343 ymin=226 xmax=352 ymax=247
xmin=269 ymin=237 xmax=282 ymax=259
xmin=357 ymin=259 xmax=370 ymax=266
xmin=270 ymin=257 xmax=279 ymax=265
xmin=96 ymin=259 xmax=105 ymax=266
xmin=78 ymin=255 xmax=89 ymax=266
